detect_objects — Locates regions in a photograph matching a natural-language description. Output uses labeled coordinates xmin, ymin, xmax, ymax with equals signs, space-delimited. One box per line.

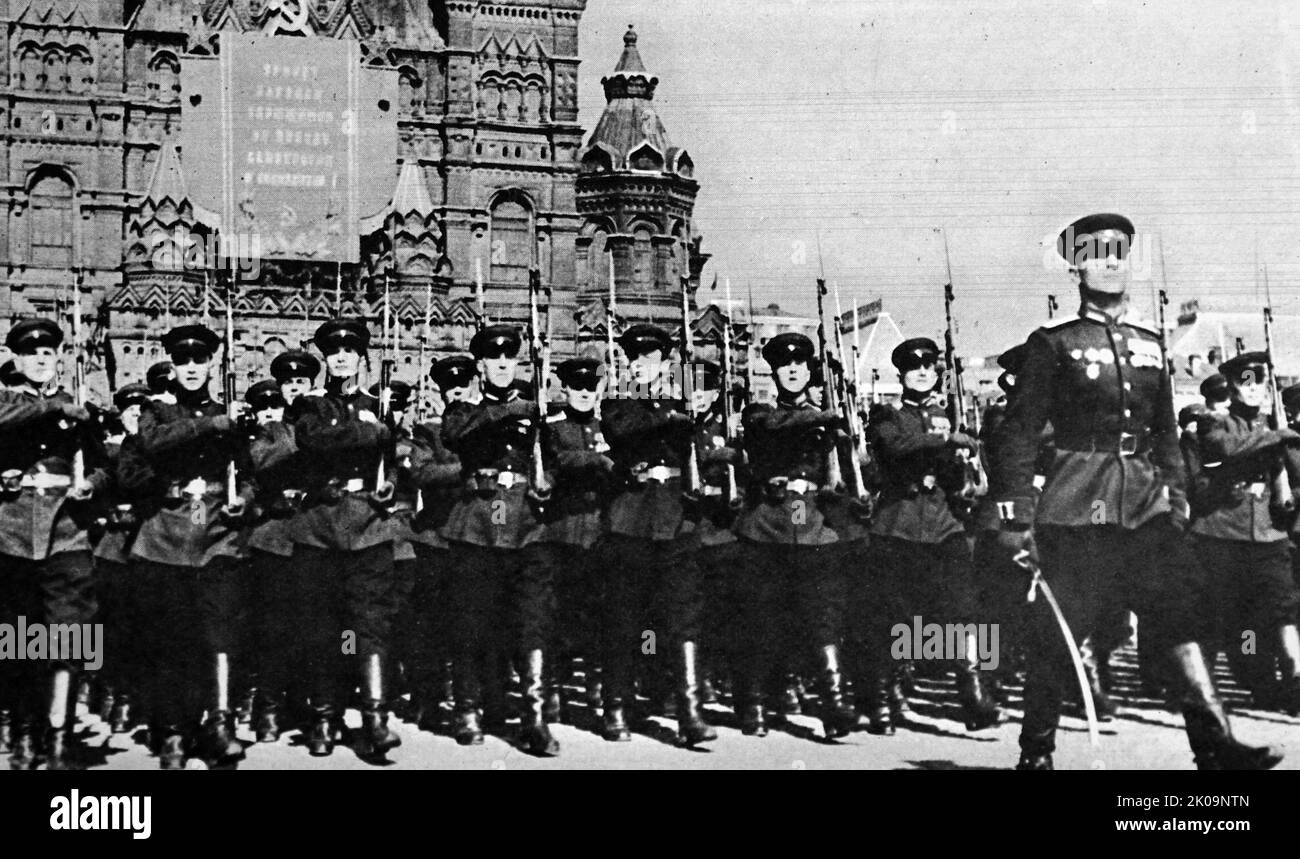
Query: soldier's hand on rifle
xmin=68 ymin=479 xmax=94 ymax=502
xmin=848 ymin=494 xmax=874 ymax=522
xmin=57 ymin=401 xmax=91 ymax=423
xmin=949 ymin=431 xmax=978 ymax=451
xmin=220 ymin=498 xmax=248 ymax=523
xmin=527 ymin=483 xmax=552 ymax=506
xmin=358 ymin=409 xmax=379 ymax=424
xmin=371 ymin=481 xmax=395 ymax=505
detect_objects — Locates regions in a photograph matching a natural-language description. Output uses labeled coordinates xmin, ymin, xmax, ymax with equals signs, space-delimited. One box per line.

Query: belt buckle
xmin=181 ymin=477 xmax=208 ymax=498
xmin=343 ymin=478 xmax=365 ymax=493
xmin=497 ymin=472 xmax=517 ymax=489
xmin=647 ymin=465 xmax=671 ymax=483
xmin=1118 ymin=432 xmax=1138 ymax=456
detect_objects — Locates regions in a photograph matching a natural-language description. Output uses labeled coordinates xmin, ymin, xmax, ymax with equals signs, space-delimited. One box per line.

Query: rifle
xmin=528 ymin=267 xmax=553 ymax=500
xmin=1262 ymin=266 xmax=1295 ymax=519
xmin=223 ymin=273 xmax=239 ymax=509
xmin=71 ymin=268 xmax=87 ymax=490
xmin=1156 ymin=289 xmax=1171 ymax=375
xmin=373 ymin=278 xmax=395 ymax=504
xmin=475 ymin=257 xmax=489 ymax=331
xmin=607 ymin=253 xmax=619 ymax=395
xmin=940 ymin=229 xmax=987 ymax=509
xmin=830 ymin=282 xmax=869 ymax=501
xmin=679 ymin=260 xmax=702 ymax=497
xmin=719 ymin=278 xmax=740 ymax=507
xmin=812 ymin=247 xmax=846 ymax=494
xmin=414 ymin=283 xmax=433 ymax=514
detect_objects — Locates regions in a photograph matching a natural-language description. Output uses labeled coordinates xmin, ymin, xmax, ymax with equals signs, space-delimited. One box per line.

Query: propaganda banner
xmin=180 ymin=33 xmax=398 ymax=264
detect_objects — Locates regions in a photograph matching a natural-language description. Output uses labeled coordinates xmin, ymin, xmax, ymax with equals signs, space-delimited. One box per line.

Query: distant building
xmin=1169 ymin=298 xmax=1299 ymax=405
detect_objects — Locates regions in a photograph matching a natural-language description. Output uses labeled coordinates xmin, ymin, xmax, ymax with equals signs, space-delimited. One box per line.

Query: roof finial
xmin=625 ymin=24 xmax=637 ymax=46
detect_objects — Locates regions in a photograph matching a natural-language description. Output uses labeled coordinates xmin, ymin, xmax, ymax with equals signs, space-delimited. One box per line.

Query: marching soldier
xmin=438 ymin=324 xmax=558 ymax=755
xmin=994 ymin=212 xmax=1281 ymax=770
xmin=858 ymin=338 xmax=1001 ymax=735
xmin=146 ymin=360 xmax=177 ymax=404
xmin=732 ymin=333 xmax=863 ymax=739
xmin=284 ymin=319 xmax=401 ymax=760
xmin=1189 ymin=351 xmax=1300 ymax=712
xmin=123 ymin=324 xmax=252 ymax=769
xmin=243 ymin=349 xmax=317 ymax=744
xmin=91 ymin=382 xmax=153 ymax=736
xmin=530 ymin=356 xmax=615 ymax=723
xmin=598 ymin=324 xmax=716 ymax=746
xmin=400 ymin=356 xmax=471 ymax=732
xmin=0 ymin=319 xmax=103 ymax=769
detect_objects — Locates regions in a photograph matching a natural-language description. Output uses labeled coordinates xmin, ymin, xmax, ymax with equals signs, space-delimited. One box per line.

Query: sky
xmin=577 ymin=0 xmax=1300 ymax=355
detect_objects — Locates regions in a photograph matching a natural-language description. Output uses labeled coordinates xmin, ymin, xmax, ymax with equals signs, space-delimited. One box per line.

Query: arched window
xmin=45 ymin=48 xmax=67 ymax=93
xmin=398 ymin=67 xmax=422 ymax=113
xmin=19 ymin=45 xmax=41 ymax=90
xmin=148 ymin=52 xmax=180 ymax=102
xmin=29 ymin=172 xmax=75 ymax=267
xmin=632 ymin=226 xmax=654 ymax=289
xmin=68 ymin=49 xmax=93 ymax=94
xmin=587 ymin=228 xmax=610 ymax=293
xmin=489 ymin=197 xmax=532 ymax=285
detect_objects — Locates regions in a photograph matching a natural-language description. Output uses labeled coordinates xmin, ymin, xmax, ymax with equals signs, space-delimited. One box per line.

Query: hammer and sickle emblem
xmin=265 ymin=0 xmax=310 ymax=34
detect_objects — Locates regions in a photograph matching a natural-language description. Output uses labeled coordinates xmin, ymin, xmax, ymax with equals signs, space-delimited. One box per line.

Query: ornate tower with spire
xmin=574 ymin=25 xmax=708 ymax=348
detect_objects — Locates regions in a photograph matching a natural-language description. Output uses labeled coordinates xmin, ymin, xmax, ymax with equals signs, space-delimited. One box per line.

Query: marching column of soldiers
xmin=0 ymin=211 xmax=1292 ymax=769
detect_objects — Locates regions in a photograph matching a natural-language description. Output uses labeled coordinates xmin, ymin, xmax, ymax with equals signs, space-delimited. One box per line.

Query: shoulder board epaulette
xmin=546 ymin=412 xmax=566 ymax=423
xmin=1036 ymin=315 xmax=1077 ymax=331
xmin=1122 ymin=317 xmax=1160 ymax=336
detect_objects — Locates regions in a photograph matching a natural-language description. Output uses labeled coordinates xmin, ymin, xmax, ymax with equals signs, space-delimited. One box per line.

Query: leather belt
xmin=635 ymin=465 xmax=682 ymax=484
xmin=20 ymin=473 xmax=72 ymax=490
xmin=1055 ymin=431 xmax=1148 ymax=456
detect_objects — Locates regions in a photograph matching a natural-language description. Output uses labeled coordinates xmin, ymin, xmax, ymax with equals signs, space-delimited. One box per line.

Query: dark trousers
xmin=733 ymin=540 xmax=848 ymax=692
xmin=598 ymin=533 xmax=705 ymax=703
xmin=1022 ymin=517 xmax=1207 ymax=755
xmin=1193 ymin=536 xmax=1299 ymax=694
xmin=134 ymin=557 xmax=244 ymax=728
xmin=247 ymin=550 xmax=297 ymax=707
xmin=288 ymin=544 xmax=395 ymax=711
xmin=400 ymin=544 xmax=452 ymax=686
xmin=444 ymin=542 xmax=552 ymax=709
xmin=528 ymin=542 xmax=596 ymax=660
xmin=972 ymin=529 xmax=1030 ymax=677
xmin=94 ymin=558 xmax=141 ymax=696
xmin=851 ymin=534 xmax=978 ymax=680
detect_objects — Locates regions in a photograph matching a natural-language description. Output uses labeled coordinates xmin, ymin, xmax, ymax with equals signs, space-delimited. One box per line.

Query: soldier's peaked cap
xmin=1218 ymin=351 xmax=1270 ymax=383
xmin=557 ymin=356 xmax=603 ymax=386
xmin=892 ymin=337 xmax=941 ymax=370
xmin=1199 ymin=373 xmax=1229 ymax=403
xmin=161 ymin=324 xmax=221 ymax=358
xmin=1282 ymin=383 xmax=1300 ymax=416
xmin=146 ymin=361 xmax=175 ymax=391
xmin=313 ymin=318 xmax=370 ymax=353
xmin=245 ymin=379 xmax=285 ymax=410
xmin=469 ymin=324 xmax=522 ymax=358
xmin=270 ymin=350 xmax=321 ymax=382
xmin=113 ymin=383 xmax=151 ymax=410
xmin=6 ymin=318 xmax=63 ymax=353
xmin=616 ymin=324 xmax=674 ymax=358
xmin=761 ymin=332 xmax=815 ymax=368
xmin=432 ymin=354 xmax=478 ymax=389
xmin=1057 ymin=213 xmax=1135 ymax=266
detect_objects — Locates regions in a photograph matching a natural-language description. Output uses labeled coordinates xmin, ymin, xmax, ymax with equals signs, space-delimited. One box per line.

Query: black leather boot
xmin=677 ymin=642 xmax=717 ymax=747
xmin=1175 ymin=642 xmax=1282 ymax=770
xmin=356 ymin=655 xmax=401 ymax=760
xmin=97 ymin=683 xmax=116 ymax=723
xmin=43 ymin=726 xmax=77 ymax=770
xmin=453 ymin=708 xmax=484 ymax=746
xmin=1275 ymin=624 xmax=1300 ymax=716
xmin=856 ymin=668 xmax=894 ymax=736
xmin=0 ymin=708 xmax=10 ymax=754
xmin=158 ymin=727 xmax=189 ymax=770
xmin=198 ymin=711 xmax=245 ymax=766
xmin=306 ymin=707 xmax=335 ymax=757
xmin=109 ymin=693 xmax=133 ymax=734
xmin=955 ymin=658 xmax=1002 ymax=731
xmin=889 ymin=665 xmax=911 ymax=719
xmin=1015 ymin=752 xmax=1053 ymax=770
xmin=739 ymin=677 xmax=767 ymax=738
xmin=818 ymin=645 xmax=858 ymax=740
xmin=8 ymin=720 xmax=35 ymax=770
xmin=517 ymin=649 xmax=560 ymax=757
xmin=600 ymin=696 xmax=632 ymax=742
xmin=75 ymin=676 xmax=91 ymax=709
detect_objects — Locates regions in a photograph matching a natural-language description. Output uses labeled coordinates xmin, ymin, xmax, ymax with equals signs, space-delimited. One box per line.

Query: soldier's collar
xmin=1078 ymin=301 xmax=1126 ymax=327
xmin=176 ymin=385 xmax=212 ymax=407
xmin=776 ymin=390 xmax=813 ymax=408
xmin=900 ymin=388 xmax=935 ymax=407
xmin=482 ymin=383 xmax=518 ymax=403
xmin=563 ymin=404 xmax=596 ymax=422
xmin=325 ymin=377 xmax=361 ymax=397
